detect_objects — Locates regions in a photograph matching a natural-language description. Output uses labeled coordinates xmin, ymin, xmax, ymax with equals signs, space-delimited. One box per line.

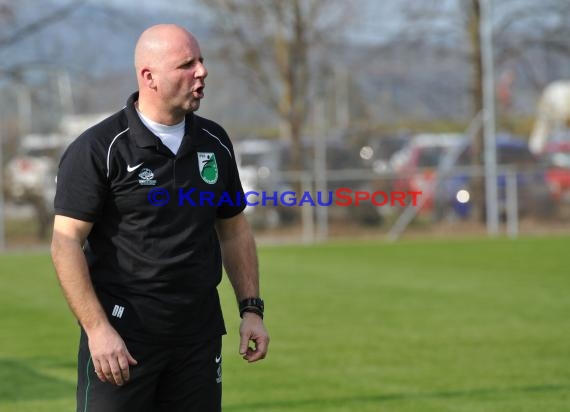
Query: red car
xmin=390 ymin=133 xmax=462 ymax=212
xmin=541 ymin=140 xmax=570 ymax=204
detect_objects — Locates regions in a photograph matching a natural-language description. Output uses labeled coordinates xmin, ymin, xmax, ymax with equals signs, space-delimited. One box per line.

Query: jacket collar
xmin=125 ymin=92 xmax=196 ymax=152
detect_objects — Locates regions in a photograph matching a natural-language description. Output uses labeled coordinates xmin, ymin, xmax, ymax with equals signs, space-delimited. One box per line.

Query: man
xmin=51 ymin=24 xmax=269 ymax=412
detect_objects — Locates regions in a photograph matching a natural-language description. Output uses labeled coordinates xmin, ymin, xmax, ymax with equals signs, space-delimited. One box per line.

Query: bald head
xmin=134 ymin=24 xmax=197 ymax=73
xmin=133 ymin=24 xmax=207 ymax=124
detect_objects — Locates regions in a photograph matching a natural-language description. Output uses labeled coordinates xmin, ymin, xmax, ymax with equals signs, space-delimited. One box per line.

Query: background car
xmin=540 ymin=140 xmax=570 ymax=218
xmin=356 ymin=132 xmax=411 ymax=174
xmin=235 ymin=137 xmax=377 ymax=228
xmin=235 ymin=139 xmax=293 ymax=228
xmin=4 ymin=133 xmax=71 ymax=238
xmin=4 ymin=134 xmax=70 ymax=209
xmin=434 ymin=134 xmax=554 ymax=220
xmin=390 ymin=133 xmax=463 ymax=213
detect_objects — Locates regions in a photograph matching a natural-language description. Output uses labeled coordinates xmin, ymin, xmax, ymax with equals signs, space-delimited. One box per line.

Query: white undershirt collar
xmin=136 ymin=108 xmax=185 ymax=155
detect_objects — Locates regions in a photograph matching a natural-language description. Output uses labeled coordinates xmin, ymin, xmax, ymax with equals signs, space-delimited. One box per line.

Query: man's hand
xmin=239 ymin=312 xmax=269 ymax=363
xmin=87 ymin=324 xmax=138 ymax=386
xmin=52 ymin=215 xmax=138 ymax=385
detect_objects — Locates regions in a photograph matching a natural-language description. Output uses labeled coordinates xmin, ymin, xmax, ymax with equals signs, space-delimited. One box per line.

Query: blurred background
xmin=2 ymin=3 xmax=570 ymax=411
xmin=2 ymin=0 xmax=570 ymax=247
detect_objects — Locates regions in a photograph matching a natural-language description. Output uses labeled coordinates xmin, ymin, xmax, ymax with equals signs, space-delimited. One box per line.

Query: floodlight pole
xmin=314 ymin=99 xmax=328 ymax=241
xmin=0 ymin=124 xmax=5 ymax=251
xmin=480 ymin=0 xmax=500 ymax=235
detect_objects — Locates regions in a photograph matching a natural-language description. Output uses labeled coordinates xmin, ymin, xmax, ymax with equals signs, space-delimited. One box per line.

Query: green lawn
xmin=1 ymin=236 xmax=569 ymax=411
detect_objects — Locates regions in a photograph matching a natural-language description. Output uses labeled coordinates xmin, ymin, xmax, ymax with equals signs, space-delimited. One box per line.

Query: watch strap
xmin=239 ymin=297 xmax=264 ymax=319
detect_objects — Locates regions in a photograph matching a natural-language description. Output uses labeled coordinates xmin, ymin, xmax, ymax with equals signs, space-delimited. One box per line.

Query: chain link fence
xmin=242 ymin=163 xmax=569 ymax=243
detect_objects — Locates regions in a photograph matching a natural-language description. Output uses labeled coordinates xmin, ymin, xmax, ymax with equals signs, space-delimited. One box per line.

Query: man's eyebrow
xmin=178 ymin=56 xmax=204 ymax=67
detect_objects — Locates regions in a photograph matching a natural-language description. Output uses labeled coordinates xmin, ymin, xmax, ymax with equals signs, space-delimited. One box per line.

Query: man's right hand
xmin=87 ymin=323 xmax=138 ymax=386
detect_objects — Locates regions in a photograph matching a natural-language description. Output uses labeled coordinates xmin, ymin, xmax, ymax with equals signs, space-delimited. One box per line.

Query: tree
xmin=194 ymin=0 xmax=351 ymax=173
xmin=0 ymin=0 xmax=87 ymax=130
xmin=394 ymin=0 xmax=570 ymax=220
xmin=0 ymin=0 xmax=86 ymax=241
xmin=397 ymin=0 xmax=570 ymax=120
xmin=0 ymin=0 xmax=85 ymax=51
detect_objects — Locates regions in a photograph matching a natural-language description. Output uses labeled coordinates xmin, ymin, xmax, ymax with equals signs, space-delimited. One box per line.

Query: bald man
xmin=51 ymin=24 xmax=269 ymax=412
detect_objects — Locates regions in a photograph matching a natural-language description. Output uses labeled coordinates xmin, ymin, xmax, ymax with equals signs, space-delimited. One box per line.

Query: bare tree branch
xmin=0 ymin=0 xmax=86 ymax=49
xmin=195 ymin=0 xmax=349 ymax=176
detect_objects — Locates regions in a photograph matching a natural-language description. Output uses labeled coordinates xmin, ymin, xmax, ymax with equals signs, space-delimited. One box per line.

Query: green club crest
xmin=198 ymin=152 xmax=218 ymax=184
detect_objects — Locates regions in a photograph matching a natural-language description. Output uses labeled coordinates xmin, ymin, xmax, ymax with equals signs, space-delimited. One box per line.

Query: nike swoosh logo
xmin=215 ymin=355 xmax=222 ymax=364
xmin=127 ymin=162 xmax=143 ymax=172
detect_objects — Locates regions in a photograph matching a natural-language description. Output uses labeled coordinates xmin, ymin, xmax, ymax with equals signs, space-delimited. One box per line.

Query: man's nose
xmin=196 ymin=62 xmax=208 ymax=79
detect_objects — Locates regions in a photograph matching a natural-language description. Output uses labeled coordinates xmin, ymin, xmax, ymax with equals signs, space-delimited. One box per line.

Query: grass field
xmin=1 ymin=235 xmax=569 ymax=411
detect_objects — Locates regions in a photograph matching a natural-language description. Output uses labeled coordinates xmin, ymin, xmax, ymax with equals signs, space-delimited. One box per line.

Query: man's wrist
xmin=82 ymin=317 xmax=112 ymax=336
xmin=239 ymin=297 xmax=264 ymax=319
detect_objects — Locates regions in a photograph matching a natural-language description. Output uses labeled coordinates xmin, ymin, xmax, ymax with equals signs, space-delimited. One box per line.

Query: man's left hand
xmin=239 ymin=313 xmax=269 ymax=363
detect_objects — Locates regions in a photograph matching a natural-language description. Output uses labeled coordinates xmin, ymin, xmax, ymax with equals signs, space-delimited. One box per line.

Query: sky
xmin=3 ymin=0 xmax=569 ymax=129
xmin=0 ymin=0 xmax=397 ymax=78
xmin=78 ymin=0 xmax=397 ymax=44
xmin=0 ymin=0 xmax=401 ymax=128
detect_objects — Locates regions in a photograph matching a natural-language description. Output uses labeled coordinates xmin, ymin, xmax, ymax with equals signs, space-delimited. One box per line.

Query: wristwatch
xmin=239 ymin=297 xmax=264 ymax=319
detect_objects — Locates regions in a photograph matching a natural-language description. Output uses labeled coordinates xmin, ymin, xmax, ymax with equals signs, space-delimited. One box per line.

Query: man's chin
xmin=186 ymin=100 xmax=201 ymax=113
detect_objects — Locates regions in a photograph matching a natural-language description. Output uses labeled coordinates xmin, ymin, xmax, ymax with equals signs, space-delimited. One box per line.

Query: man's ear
xmin=141 ymin=68 xmax=156 ymax=89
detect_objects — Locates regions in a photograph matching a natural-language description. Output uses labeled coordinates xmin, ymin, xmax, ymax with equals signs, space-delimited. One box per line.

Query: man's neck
xmin=135 ymin=99 xmax=185 ymax=126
